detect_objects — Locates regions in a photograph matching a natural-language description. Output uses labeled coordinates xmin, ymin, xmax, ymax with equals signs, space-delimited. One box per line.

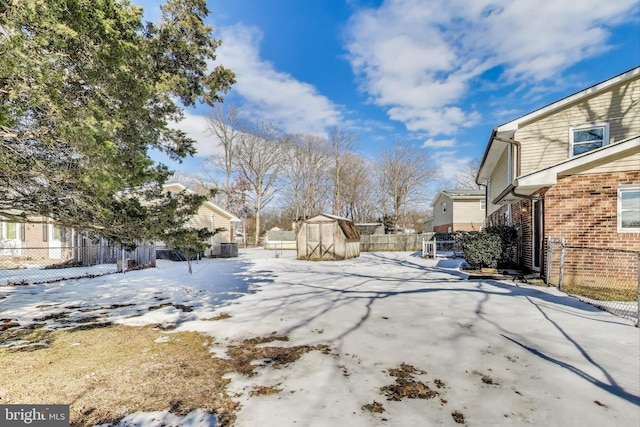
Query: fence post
xmin=545 ymin=237 xmax=553 ymax=285
xmin=558 ymin=238 xmax=565 ymax=291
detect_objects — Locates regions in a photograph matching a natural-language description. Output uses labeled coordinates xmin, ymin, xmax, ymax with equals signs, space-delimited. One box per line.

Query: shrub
xmin=453 ymin=231 xmax=502 ymax=269
xmin=483 ymin=225 xmax=519 ymax=268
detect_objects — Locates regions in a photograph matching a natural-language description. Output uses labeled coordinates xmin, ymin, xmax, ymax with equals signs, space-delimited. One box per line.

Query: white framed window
xmin=618 ymin=185 xmax=640 ymax=232
xmin=442 ymin=202 xmax=447 ymax=214
xmin=5 ymin=223 xmax=17 ymax=239
xmin=570 ymin=123 xmax=609 ymax=157
xmin=480 ymin=199 xmax=486 ymax=210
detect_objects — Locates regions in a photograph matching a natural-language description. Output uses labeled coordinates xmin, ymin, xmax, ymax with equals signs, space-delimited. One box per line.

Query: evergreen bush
xmin=453 ymin=231 xmax=502 ymax=269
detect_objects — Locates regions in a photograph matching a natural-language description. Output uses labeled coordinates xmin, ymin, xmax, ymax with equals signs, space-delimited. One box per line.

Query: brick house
xmin=476 ymin=67 xmax=640 ymax=286
xmin=431 ymin=190 xmax=486 ymax=233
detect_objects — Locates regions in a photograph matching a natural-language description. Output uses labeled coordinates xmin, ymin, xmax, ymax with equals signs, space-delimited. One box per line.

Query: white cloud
xmin=214 ymin=24 xmax=342 ymax=135
xmin=345 ymin=0 xmax=638 ymax=136
xmin=422 ymin=138 xmax=456 ymax=149
xmin=433 ymin=152 xmax=474 ymax=181
xmin=171 ymin=111 xmax=223 ymax=159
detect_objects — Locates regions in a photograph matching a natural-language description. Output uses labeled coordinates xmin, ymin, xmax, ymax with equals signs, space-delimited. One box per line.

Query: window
xmin=52 ymin=225 xmax=66 ymax=241
xmin=5 ymin=223 xmax=17 ymax=239
xmin=570 ymin=123 xmax=609 ymax=157
xmin=442 ymin=202 xmax=447 ymax=214
xmin=43 ymin=223 xmax=48 ymax=242
xmin=618 ymin=185 xmax=640 ymax=232
xmin=480 ymin=199 xmax=486 ymax=210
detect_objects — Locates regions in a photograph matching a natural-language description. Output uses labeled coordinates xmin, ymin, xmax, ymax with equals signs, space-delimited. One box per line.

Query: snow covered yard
xmin=1 ymin=248 xmax=638 ymax=427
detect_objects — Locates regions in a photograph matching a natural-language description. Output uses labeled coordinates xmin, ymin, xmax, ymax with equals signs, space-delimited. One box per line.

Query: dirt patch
xmin=0 ymin=326 xmax=330 ymax=426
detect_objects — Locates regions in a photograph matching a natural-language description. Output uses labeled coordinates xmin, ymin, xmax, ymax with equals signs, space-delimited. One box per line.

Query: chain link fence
xmin=546 ymin=238 xmax=639 ymax=323
xmin=0 ymin=244 xmax=156 ymax=286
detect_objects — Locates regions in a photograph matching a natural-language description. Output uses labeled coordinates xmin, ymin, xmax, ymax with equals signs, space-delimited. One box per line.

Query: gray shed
xmin=296 ymin=213 xmax=361 ymax=260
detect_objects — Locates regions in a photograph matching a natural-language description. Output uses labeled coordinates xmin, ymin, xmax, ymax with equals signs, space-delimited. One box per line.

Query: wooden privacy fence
xmin=360 ymin=233 xmax=433 ymax=252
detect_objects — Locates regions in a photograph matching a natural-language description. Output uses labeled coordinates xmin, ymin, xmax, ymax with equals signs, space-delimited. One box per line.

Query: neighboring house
xmin=476 ymin=67 xmax=640 ymax=280
xmin=1 ymin=215 xmax=73 ymax=262
xmin=264 ymin=228 xmax=296 ymax=250
xmin=162 ymin=183 xmax=241 ymax=255
xmin=431 ymin=190 xmax=486 ymax=233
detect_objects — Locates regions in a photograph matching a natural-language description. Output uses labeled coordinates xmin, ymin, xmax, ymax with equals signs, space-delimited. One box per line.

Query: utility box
xmin=220 ymin=242 xmax=238 ymax=258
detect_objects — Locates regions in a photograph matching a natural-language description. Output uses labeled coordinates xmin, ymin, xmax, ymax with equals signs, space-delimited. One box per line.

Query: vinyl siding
xmin=432 ymin=194 xmax=453 ymax=228
xmin=187 ymin=207 xmax=233 ymax=242
xmin=576 ymin=150 xmax=640 ymax=175
xmin=487 ymin=149 xmax=510 ymax=215
xmin=516 ymin=77 xmax=640 ymax=175
xmin=452 ymin=199 xmax=485 ymax=229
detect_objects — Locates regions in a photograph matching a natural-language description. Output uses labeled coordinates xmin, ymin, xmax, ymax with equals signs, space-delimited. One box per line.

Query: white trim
xmin=569 ymin=122 xmax=609 ymax=158
xmin=618 ymin=185 xmax=640 ymax=233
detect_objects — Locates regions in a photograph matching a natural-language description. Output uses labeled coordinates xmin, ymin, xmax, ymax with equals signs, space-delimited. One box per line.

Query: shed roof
xmin=431 ymin=189 xmax=485 ymax=207
xmin=307 ymin=213 xmax=360 ymax=240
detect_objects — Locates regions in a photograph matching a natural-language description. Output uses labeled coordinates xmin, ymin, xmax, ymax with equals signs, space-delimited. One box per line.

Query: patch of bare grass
xmin=362 ymin=400 xmax=385 ymax=413
xmin=451 ymin=410 xmax=465 ymax=424
xmin=225 ymin=335 xmax=326 ymax=377
xmin=249 ymin=384 xmax=282 ymax=396
xmin=0 ymin=326 xmax=331 ymax=426
xmin=381 ymin=363 xmax=438 ymax=401
xmin=204 ymin=312 xmax=231 ymax=321
xmin=0 ymin=326 xmax=237 ymax=426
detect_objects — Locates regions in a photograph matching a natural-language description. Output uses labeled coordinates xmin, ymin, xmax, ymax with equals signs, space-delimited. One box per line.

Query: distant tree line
xmin=193 ymin=104 xmax=451 ymax=244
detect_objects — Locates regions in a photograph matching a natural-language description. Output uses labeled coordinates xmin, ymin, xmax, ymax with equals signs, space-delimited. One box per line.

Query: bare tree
xmin=455 ymin=158 xmax=483 ymax=190
xmin=205 ymin=103 xmax=244 ymax=209
xmin=329 ymin=127 xmax=358 ymax=216
xmin=282 ymin=133 xmax=332 ymax=222
xmin=234 ymin=122 xmax=287 ymax=245
xmin=378 ymin=142 xmax=436 ymax=233
xmin=339 ymin=153 xmax=378 ymax=222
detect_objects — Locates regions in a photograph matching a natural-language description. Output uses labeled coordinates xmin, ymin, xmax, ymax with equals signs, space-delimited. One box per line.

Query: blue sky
xmin=142 ymin=0 xmax=640 ymax=183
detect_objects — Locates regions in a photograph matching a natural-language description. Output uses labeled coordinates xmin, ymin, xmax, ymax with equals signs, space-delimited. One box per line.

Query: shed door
xmin=305 ymin=221 xmax=335 ymax=259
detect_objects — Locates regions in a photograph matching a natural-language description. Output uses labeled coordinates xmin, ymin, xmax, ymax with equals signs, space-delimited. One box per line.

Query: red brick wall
xmin=544 ymin=171 xmax=640 ymax=251
xmin=433 ymin=224 xmax=452 ymax=233
xmin=434 ymin=223 xmax=483 ymax=233
xmin=544 ymin=171 xmax=640 ymax=288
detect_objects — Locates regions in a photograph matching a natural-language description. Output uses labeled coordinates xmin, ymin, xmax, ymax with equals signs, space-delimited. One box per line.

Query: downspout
xmin=493 ymin=136 xmax=521 ymax=178
xmin=493 ymin=135 xmax=545 ymax=208
xmin=494 ymin=136 xmax=522 ymax=224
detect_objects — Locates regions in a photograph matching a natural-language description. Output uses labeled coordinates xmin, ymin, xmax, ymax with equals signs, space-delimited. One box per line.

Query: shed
xmin=297 ymin=213 xmax=360 ymax=260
